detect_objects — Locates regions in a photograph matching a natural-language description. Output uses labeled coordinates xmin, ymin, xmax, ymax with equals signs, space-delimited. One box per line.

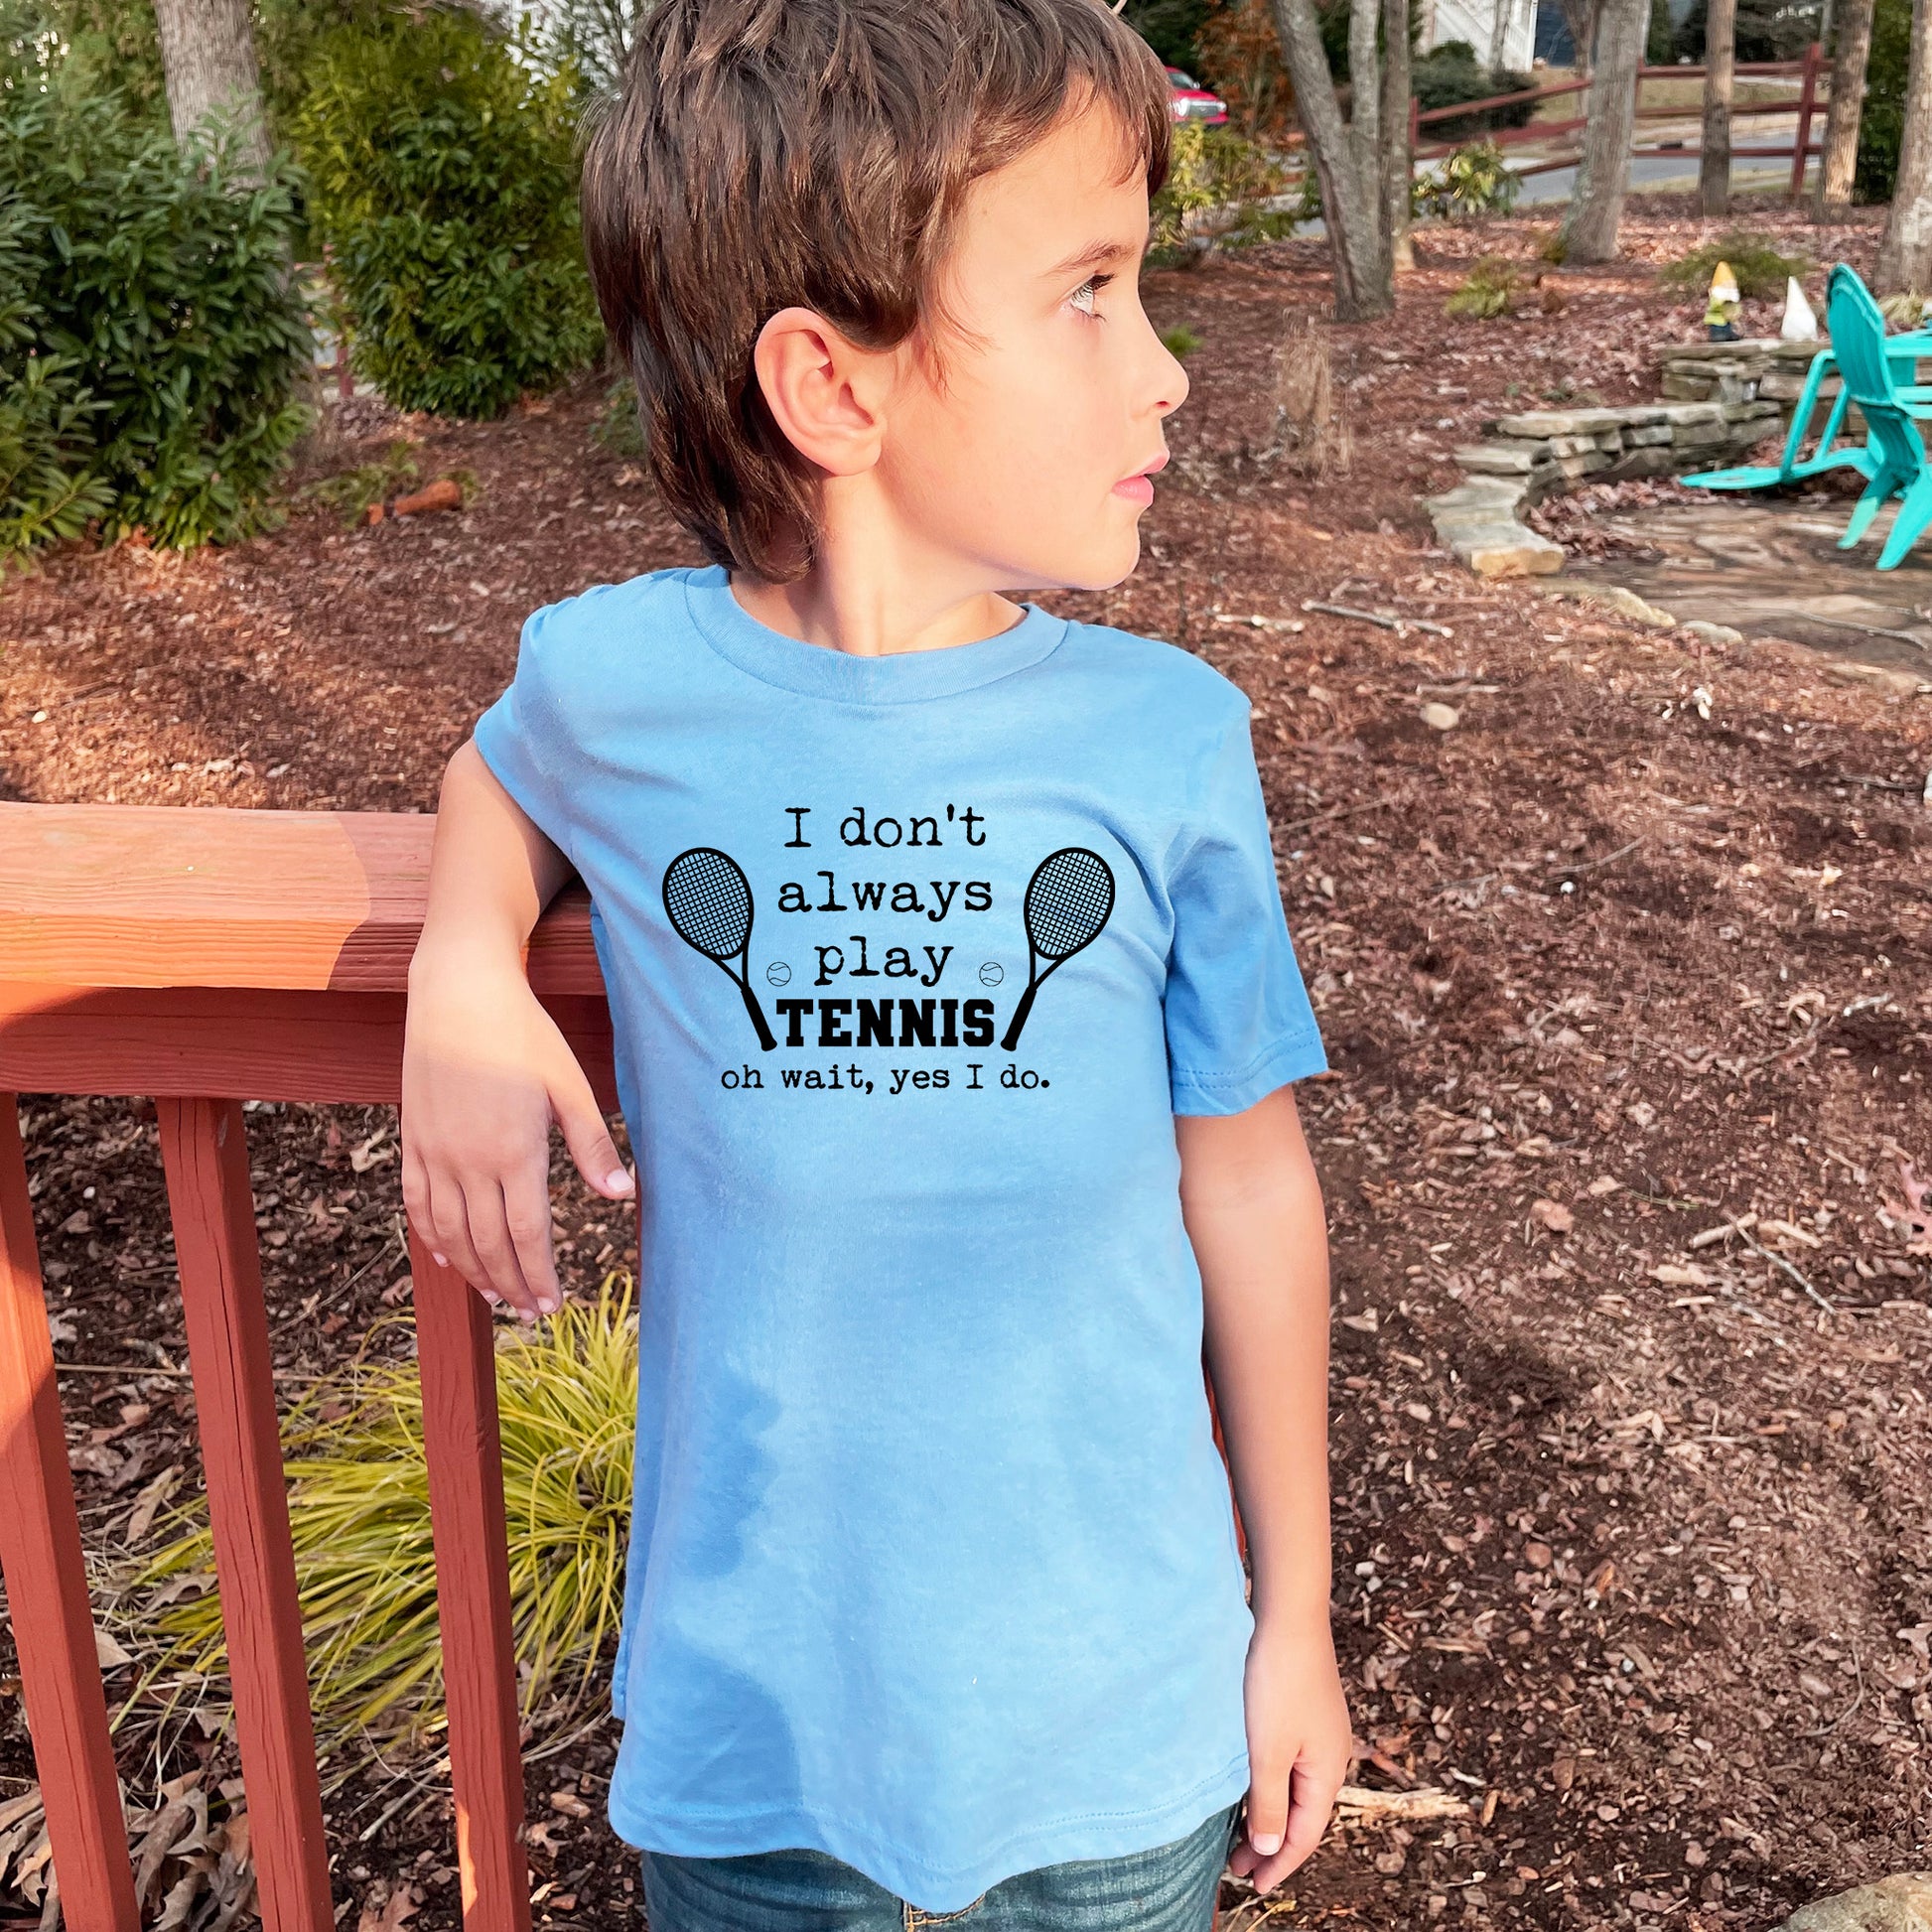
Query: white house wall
xmin=1427 ymin=0 xmax=1538 ymax=70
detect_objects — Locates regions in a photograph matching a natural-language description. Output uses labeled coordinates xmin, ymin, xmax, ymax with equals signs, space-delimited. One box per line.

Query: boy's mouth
xmin=1112 ymin=449 xmax=1169 ymax=507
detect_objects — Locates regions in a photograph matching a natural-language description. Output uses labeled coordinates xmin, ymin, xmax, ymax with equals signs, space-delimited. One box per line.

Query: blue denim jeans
xmin=639 ymin=1804 xmax=1241 ymax=1932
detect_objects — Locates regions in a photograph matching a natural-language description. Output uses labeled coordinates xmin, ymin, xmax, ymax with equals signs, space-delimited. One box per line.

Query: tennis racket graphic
xmin=662 ymin=846 xmax=777 ymax=1050
xmin=1000 ymin=846 xmax=1116 ymax=1051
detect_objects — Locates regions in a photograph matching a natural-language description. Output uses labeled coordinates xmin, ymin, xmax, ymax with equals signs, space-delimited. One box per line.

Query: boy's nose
xmin=1154 ymin=338 xmax=1189 ymax=418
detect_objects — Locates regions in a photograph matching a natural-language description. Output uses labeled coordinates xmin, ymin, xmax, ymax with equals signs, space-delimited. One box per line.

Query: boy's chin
xmin=1038 ymin=528 xmax=1144 ymax=597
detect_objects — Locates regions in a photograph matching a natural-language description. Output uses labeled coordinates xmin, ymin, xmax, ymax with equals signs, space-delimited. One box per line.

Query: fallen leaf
xmin=1530 ymin=1198 xmax=1574 ymax=1234
xmin=126 ymin=1463 xmax=185 ymax=1543
xmin=1650 ymin=1262 xmax=1713 ymax=1287
xmin=93 ymin=1626 xmax=134 ymax=1671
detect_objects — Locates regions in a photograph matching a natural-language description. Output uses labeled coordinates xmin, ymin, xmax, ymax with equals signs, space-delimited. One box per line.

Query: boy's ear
xmin=753 ymin=307 xmax=889 ymax=478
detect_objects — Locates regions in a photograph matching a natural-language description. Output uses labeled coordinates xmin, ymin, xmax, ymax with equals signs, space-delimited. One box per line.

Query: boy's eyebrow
xmin=1040 ymin=235 xmax=1146 ymax=281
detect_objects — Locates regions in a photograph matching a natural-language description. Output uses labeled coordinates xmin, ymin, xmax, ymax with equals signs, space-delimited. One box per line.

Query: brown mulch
xmin=1 ymin=193 xmax=1928 ymax=1932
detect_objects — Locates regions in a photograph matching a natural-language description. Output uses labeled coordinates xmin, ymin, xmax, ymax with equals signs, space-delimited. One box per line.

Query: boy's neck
xmin=730 ymin=520 xmax=1028 ymax=659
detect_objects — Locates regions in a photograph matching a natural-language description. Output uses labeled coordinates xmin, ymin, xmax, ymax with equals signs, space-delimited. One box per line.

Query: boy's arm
xmin=402 ymin=740 xmax=633 ymax=1319
xmin=1178 ymin=1086 xmax=1349 ymax=1892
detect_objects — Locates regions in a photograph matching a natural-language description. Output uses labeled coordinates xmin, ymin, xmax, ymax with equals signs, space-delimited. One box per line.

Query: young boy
xmin=400 ymin=1 xmax=1350 ymax=1925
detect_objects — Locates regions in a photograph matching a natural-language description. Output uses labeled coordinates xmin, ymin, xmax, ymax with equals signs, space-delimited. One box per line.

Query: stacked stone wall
xmin=1426 ymin=338 xmax=1815 ymax=579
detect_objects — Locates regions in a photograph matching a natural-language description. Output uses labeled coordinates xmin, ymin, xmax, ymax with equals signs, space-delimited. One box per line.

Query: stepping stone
xmin=1773 ymin=1872 xmax=1932 ymax=1932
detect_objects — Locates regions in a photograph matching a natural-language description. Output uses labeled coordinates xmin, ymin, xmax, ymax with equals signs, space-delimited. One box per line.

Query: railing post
xmin=1791 ymin=40 xmax=1821 ymax=198
xmin=411 ymin=1237 xmax=531 ymax=1932
xmin=158 ymin=1098 xmax=335 ymax=1932
xmin=0 ymin=1096 xmax=140 ymax=1932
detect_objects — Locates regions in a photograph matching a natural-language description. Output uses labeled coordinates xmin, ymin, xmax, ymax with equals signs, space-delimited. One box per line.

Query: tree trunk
xmin=1699 ymin=0 xmax=1737 ymax=215
xmin=1346 ymin=0 xmax=1384 ymax=261
xmin=1558 ymin=0 xmax=1600 ymax=73
xmin=1818 ymin=0 xmax=1876 ymax=210
xmin=1270 ymin=0 xmax=1394 ymax=318
xmin=153 ymin=0 xmax=272 ymax=178
xmin=1380 ymin=0 xmax=1415 ymax=271
xmin=1561 ymin=0 xmax=1646 ymax=262
xmin=1879 ymin=0 xmax=1932 ymax=287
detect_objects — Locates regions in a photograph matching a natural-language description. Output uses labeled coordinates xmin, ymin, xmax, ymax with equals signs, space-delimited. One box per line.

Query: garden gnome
xmin=1780 ymin=276 xmax=1818 ymax=342
xmin=1705 ymin=260 xmax=1741 ymax=341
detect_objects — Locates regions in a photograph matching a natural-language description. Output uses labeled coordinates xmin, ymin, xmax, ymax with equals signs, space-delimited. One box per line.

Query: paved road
xmin=1289 ymin=151 xmax=1808 ymax=239
xmin=1513 ymin=153 xmax=1811 ymax=204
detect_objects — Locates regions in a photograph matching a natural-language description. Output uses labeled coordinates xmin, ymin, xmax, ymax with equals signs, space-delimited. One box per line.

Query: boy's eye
xmin=1068 ymin=273 xmax=1111 ymax=317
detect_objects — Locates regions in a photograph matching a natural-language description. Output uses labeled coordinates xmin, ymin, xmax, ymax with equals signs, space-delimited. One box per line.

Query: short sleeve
xmin=472 ymin=603 xmax=581 ymax=865
xmin=1164 ymin=708 xmax=1327 ymax=1115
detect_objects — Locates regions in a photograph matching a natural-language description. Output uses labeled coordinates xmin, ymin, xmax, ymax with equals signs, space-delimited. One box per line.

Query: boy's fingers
xmin=1240 ymin=1758 xmax=1291 ymax=1863
xmin=420 ymin=1172 xmax=497 ymax=1308
xmin=502 ymin=1168 xmax=563 ymax=1315
xmin=401 ymin=1151 xmax=434 ymax=1252
xmin=553 ymin=1076 xmax=633 ymax=1202
xmin=1279 ymin=1756 xmax=1341 ymax=1871
xmin=459 ymin=1175 xmax=542 ymax=1317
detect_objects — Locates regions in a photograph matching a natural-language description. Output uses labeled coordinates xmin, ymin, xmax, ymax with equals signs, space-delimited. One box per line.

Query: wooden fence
xmin=0 ymin=803 xmax=616 ymax=1932
xmin=1412 ymin=41 xmax=1827 ymax=196
xmin=0 ymin=799 xmax=1251 ymax=1932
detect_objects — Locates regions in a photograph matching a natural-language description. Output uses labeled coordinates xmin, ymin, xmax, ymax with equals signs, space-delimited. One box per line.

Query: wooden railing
xmin=0 ymin=800 xmax=1254 ymax=1932
xmin=0 ymin=803 xmax=616 ymax=1932
xmin=1411 ymin=42 xmax=1826 ymax=195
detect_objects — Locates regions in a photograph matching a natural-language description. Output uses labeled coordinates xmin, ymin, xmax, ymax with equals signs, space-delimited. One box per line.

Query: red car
xmin=1165 ymin=66 xmax=1228 ymax=126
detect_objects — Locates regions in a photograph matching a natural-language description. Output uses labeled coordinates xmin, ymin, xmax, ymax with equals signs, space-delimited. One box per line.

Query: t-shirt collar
xmin=682 ymin=565 xmax=1066 ymax=703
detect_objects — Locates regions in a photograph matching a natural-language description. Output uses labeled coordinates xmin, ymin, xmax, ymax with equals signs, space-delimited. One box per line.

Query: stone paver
xmin=1566 ymin=490 xmax=1932 ymax=685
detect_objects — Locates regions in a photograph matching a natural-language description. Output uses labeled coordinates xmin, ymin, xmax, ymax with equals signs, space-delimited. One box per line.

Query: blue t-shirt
xmin=474 ymin=565 xmax=1326 ymax=1910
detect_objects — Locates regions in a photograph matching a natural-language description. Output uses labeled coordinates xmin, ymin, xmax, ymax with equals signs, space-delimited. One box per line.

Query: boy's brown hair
xmin=581 ymin=0 xmax=1171 ymax=584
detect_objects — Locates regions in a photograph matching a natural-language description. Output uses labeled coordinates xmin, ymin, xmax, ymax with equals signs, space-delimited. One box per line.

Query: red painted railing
xmin=0 ymin=803 xmax=616 ymax=1932
xmin=1410 ymin=41 xmax=1826 ymax=194
xmin=0 ymin=801 xmax=1249 ymax=1932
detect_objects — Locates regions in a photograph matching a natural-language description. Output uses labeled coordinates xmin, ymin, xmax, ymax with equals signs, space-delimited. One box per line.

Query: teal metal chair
xmin=1825 ymin=263 xmax=1932 ymax=570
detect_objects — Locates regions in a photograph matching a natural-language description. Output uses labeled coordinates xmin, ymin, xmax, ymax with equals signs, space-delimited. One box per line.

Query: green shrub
xmin=0 ymin=51 xmax=311 ymax=560
xmin=1646 ymin=0 xmax=1676 ymax=64
xmin=1675 ymin=0 xmax=1824 ymax=62
xmin=1161 ymin=324 xmax=1204 ymax=357
xmin=1444 ymin=254 xmax=1531 ymax=319
xmin=1856 ymin=0 xmax=1911 ymax=202
xmin=1149 ymin=124 xmax=1295 ymax=264
xmin=0 ymin=191 xmax=111 ymax=569
xmin=124 ymin=1278 xmax=639 ymax=1745
xmin=1414 ymin=140 xmax=1522 ymax=220
xmin=294 ymin=10 xmax=602 ymax=419
xmin=1412 ymin=43 xmax=1534 ymax=143
xmin=1659 ymin=231 xmax=1810 ymax=299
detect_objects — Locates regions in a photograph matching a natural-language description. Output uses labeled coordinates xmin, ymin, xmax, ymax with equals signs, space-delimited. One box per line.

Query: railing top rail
xmin=0 ymin=802 xmax=600 ymax=996
xmin=1413 ymin=55 xmax=1820 ymax=132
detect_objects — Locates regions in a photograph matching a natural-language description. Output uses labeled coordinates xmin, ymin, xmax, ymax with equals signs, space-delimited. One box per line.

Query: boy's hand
xmin=402 ymin=944 xmax=633 ymax=1320
xmin=1228 ymin=1611 xmax=1351 ymax=1893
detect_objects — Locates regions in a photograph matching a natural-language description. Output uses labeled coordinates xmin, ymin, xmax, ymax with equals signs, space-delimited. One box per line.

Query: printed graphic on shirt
xmin=662 ymin=846 xmax=778 ymax=1050
xmin=1003 ymin=848 xmax=1116 ymax=1051
xmin=661 ymin=809 xmax=1117 ymax=1085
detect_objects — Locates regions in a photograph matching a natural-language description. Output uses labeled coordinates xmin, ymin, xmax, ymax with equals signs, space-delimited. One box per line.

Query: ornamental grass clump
xmin=123 ymin=1277 xmax=637 ymax=1747
xmin=1660 ymin=233 xmax=1811 ymax=301
xmin=1445 ymin=256 xmax=1531 ymax=321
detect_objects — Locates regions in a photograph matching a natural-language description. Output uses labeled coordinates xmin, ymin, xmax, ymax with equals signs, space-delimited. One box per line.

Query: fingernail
xmin=539 ymin=1296 xmax=560 ymax=1315
xmin=519 ymin=1308 xmax=537 ymax=1324
xmin=481 ymin=1289 xmax=499 ymax=1306
xmin=607 ymin=1170 xmax=634 ymax=1195
xmin=1250 ymin=1833 xmax=1283 ymax=1857
xmin=431 ymin=1251 xmax=449 ymax=1268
